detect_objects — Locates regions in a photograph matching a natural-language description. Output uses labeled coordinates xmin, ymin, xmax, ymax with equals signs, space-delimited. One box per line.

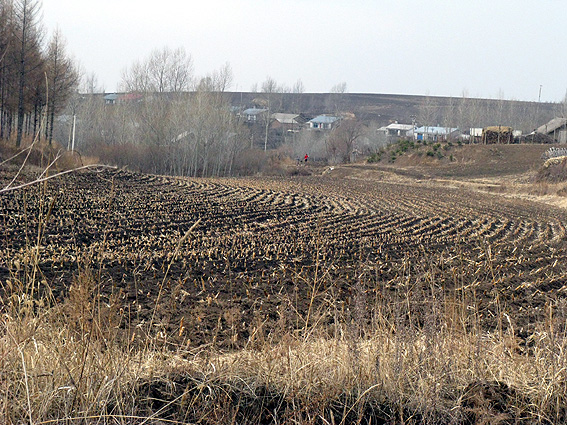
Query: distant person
xmin=304 ymin=154 xmax=309 ymax=163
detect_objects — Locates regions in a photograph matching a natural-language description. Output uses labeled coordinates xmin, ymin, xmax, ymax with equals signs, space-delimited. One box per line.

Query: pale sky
xmin=42 ymin=0 xmax=567 ymax=102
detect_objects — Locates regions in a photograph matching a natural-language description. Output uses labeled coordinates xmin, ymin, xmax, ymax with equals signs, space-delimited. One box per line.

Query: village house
xmin=535 ymin=117 xmax=567 ymax=143
xmin=308 ymin=115 xmax=340 ymax=130
xmin=242 ymin=108 xmax=267 ymax=123
xmin=104 ymin=93 xmax=119 ymax=105
xmin=270 ymin=113 xmax=307 ymax=132
xmin=103 ymin=93 xmax=143 ymax=105
xmin=377 ymin=122 xmax=414 ymax=142
xmin=414 ymin=126 xmax=459 ymax=142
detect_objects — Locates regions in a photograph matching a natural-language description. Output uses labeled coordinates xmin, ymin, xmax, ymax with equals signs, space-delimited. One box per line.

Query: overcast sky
xmin=42 ymin=0 xmax=567 ymax=102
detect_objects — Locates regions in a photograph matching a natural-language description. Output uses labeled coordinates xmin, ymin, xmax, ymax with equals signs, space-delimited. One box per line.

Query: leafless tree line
xmin=0 ymin=0 xmax=78 ymax=147
xmin=65 ymin=56 xmax=370 ymax=174
xmin=418 ymin=91 xmax=557 ymax=134
xmin=66 ymin=48 xmax=252 ymax=177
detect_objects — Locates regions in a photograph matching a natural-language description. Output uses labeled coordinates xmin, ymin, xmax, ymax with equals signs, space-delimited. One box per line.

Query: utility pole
xmin=71 ymin=114 xmax=76 ymax=151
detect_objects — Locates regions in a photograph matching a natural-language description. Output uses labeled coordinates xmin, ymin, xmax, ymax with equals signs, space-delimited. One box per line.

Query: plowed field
xmin=1 ymin=168 xmax=567 ymax=348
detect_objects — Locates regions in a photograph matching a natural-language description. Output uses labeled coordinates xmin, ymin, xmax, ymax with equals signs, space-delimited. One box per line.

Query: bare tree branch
xmin=0 ymin=164 xmax=117 ymax=194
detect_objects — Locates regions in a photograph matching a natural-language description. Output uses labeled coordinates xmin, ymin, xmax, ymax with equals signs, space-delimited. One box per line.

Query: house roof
xmin=415 ymin=126 xmax=458 ymax=135
xmin=378 ymin=123 xmax=414 ymax=131
xmin=120 ymin=93 xmax=143 ymax=102
xmin=536 ymin=117 xmax=567 ymax=135
xmin=271 ymin=113 xmax=300 ymax=124
xmin=243 ymin=108 xmax=267 ymax=115
xmin=310 ymin=115 xmax=339 ymax=124
xmin=104 ymin=93 xmax=119 ymax=101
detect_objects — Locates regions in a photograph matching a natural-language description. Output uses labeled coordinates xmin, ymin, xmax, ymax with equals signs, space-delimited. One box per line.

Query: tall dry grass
xmin=2 ymin=251 xmax=567 ymax=424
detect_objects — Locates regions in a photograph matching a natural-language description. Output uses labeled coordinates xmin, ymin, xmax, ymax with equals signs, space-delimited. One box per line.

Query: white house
xmin=414 ymin=126 xmax=459 ymax=142
xmin=309 ymin=115 xmax=340 ymax=130
xmin=104 ymin=93 xmax=119 ymax=105
xmin=242 ymin=108 xmax=267 ymax=122
xmin=377 ymin=122 xmax=414 ymax=137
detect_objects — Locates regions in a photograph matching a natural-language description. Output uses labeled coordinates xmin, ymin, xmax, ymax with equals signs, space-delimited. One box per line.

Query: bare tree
xmin=330 ymin=82 xmax=347 ymax=94
xmin=290 ymin=78 xmax=304 ymax=114
xmin=111 ymin=55 xmax=248 ymax=176
xmin=442 ymin=96 xmax=456 ymax=130
xmin=418 ymin=94 xmax=438 ymax=133
xmin=121 ymin=46 xmax=193 ymax=93
xmin=326 ymin=118 xmax=363 ymax=163
xmin=45 ymin=28 xmax=78 ymax=144
xmin=13 ymin=0 xmax=44 ymax=147
xmin=259 ymin=76 xmax=283 ymax=151
xmin=327 ymin=81 xmax=348 ymax=114
xmin=117 ymin=47 xmax=195 ymax=171
xmin=169 ymin=66 xmax=247 ymax=177
xmin=0 ymin=0 xmax=15 ymax=140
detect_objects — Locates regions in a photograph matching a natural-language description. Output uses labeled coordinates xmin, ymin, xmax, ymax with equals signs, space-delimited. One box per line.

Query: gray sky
xmin=43 ymin=0 xmax=567 ymax=102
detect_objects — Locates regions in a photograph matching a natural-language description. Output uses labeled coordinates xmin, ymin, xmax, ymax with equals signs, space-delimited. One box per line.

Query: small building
xmin=120 ymin=93 xmax=143 ymax=103
xmin=242 ymin=108 xmax=268 ymax=122
xmin=309 ymin=115 xmax=340 ymax=130
xmin=535 ymin=117 xmax=567 ymax=144
xmin=414 ymin=126 xmax=459 ymax=142
xmin=104 ymin=93 xmax=119 ymax=105
xmin=377 ymin=122 xmax=414 ymax=137
xmin=270 ymin=113 xmax=306 ymax=132
xmin=458 ymin=128 xmax=483 ymax=143
xmin=103 ymin=92 xmax=143 ymax=105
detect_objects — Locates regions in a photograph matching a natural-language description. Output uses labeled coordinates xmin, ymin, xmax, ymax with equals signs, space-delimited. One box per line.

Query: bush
xmin=367 ymin=152 xmax=382 ymax=163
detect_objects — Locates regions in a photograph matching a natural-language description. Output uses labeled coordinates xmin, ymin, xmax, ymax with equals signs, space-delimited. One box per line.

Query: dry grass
xmin=2 ymin=261 xmax=567 ymax=424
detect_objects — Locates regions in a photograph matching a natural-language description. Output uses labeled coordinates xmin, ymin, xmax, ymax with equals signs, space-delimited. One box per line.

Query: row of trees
xmin=417 ymin=91 xmax=557 ymax=135
xmin=61 ymin=56 xmax=367 ymax=175
xmin=0 ymin=0 xmax=78 ymax=147
xmin=64 ymin=48 xmax=253 ymax=177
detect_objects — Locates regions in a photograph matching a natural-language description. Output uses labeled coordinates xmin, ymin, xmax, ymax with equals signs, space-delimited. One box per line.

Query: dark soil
xmin=1 ymin=167 xmax=567 ymax=350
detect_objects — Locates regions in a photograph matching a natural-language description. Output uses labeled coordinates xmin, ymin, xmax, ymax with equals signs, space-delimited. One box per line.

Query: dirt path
xmin=324 ymin=162 xmax=567 ymax=211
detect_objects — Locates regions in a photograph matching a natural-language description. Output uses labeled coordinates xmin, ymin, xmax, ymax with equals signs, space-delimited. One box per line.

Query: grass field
xmin=1 ymin=149 xmax=567 ymax=424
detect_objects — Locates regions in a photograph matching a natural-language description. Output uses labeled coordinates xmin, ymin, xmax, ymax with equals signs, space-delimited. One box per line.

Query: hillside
xmin=377 ymin=143 xmax=549 ymax=178
xmin=229 ymin=91 xmax=559 ymax=130
xmin=322 ymin=143 xmax=567 ymax=210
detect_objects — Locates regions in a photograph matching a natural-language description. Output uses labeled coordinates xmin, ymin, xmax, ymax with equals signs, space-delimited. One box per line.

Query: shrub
xmin=367 ymin=152 xmax=382 ymax=163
